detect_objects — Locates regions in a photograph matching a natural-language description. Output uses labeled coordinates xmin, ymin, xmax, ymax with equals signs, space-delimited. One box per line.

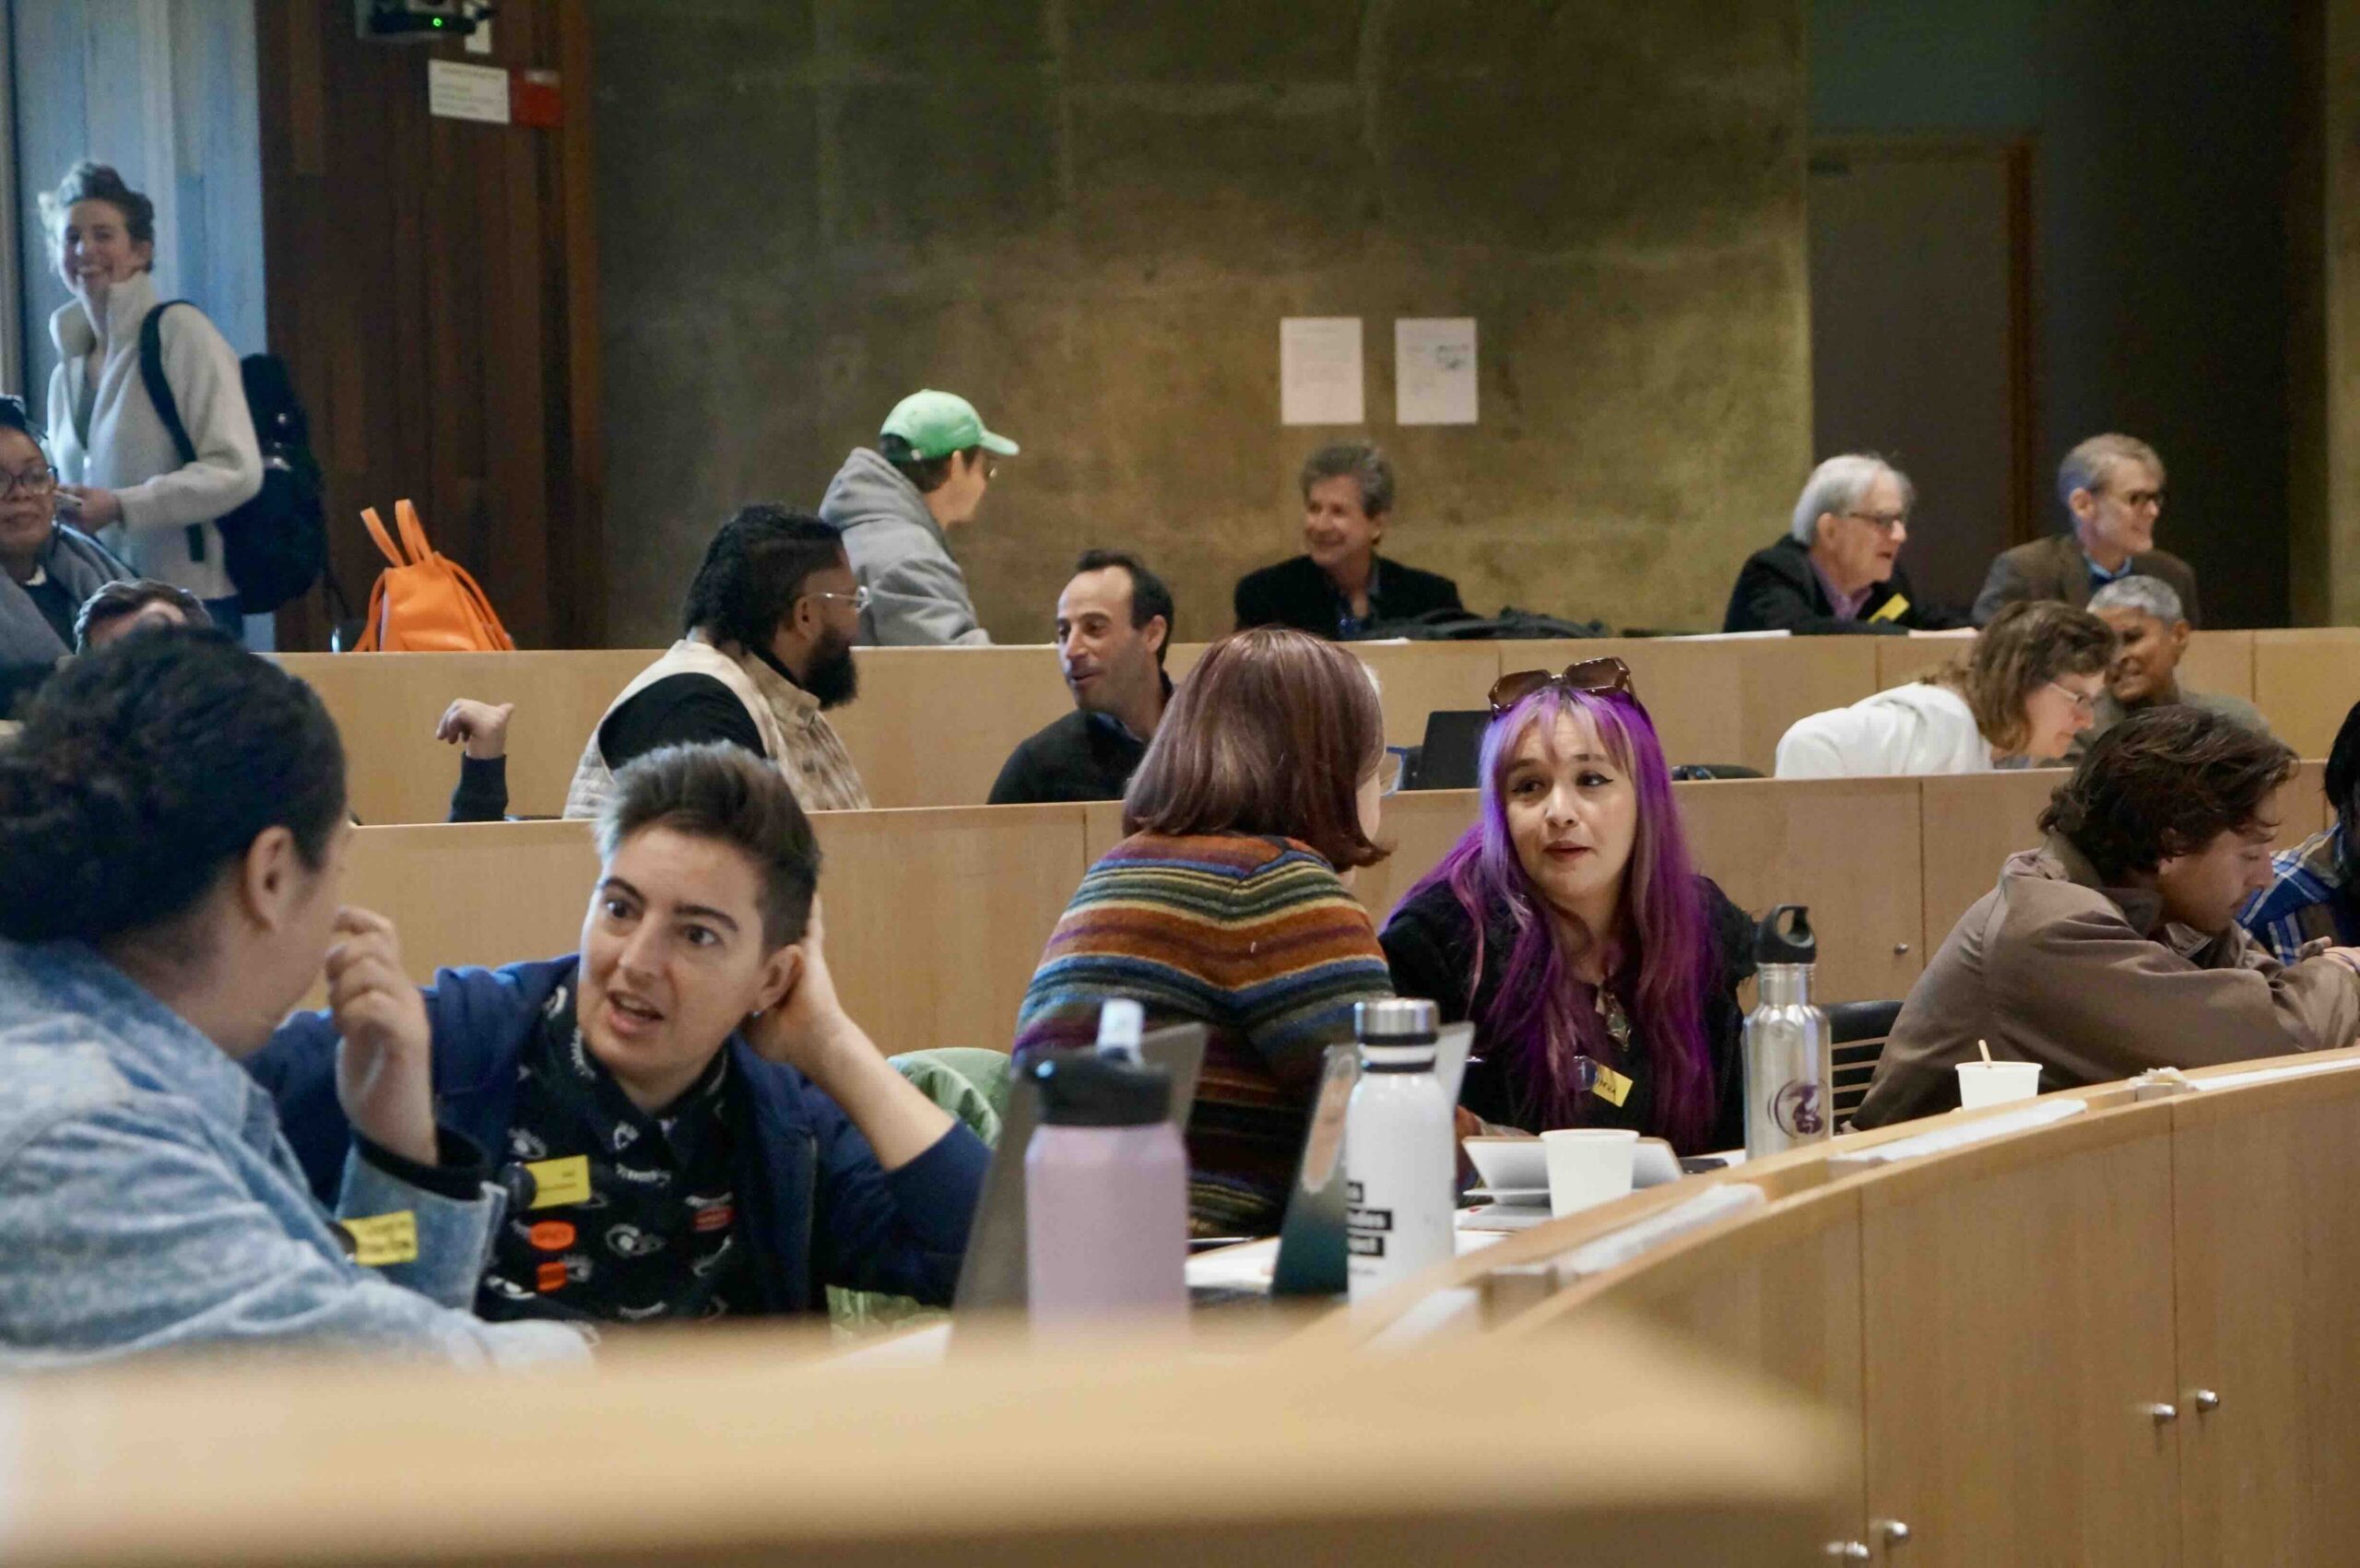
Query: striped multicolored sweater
xmin=1014 ymin=831 xmax=1395 ymax=1237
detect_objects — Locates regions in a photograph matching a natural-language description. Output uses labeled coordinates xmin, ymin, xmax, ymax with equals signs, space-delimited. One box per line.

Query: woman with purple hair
xmin=1378 ymin=659 xmax=1752 ymax=1153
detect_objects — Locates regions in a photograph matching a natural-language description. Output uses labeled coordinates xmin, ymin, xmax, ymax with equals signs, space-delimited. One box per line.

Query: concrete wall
xmin=1811 ymin=0 xmax=2300 ymax=630
xmin=588 ymin=0 xmax=1811 ymax=645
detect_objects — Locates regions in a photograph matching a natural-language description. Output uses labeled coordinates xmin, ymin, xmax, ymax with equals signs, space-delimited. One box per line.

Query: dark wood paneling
xmin=256 ymin=1 xmax=602 ymax=650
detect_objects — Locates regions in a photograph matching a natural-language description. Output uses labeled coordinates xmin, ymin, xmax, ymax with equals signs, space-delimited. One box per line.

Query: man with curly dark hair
xmin=1856 ymin=705 xmax=2360 ymax=1126
xmin=564 ymin=505 xmax=869 ymax=819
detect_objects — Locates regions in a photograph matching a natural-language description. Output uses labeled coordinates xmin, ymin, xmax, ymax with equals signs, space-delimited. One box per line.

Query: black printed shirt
xmin=476 ymin=984 xmax=753 ymax=1326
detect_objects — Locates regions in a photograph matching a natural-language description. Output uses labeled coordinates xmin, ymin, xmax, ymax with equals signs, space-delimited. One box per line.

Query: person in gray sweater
xmin=817 ymin=389 xmax=1016 ymax=646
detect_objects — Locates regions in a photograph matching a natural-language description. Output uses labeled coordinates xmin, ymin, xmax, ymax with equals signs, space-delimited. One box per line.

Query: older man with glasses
xmin=2068 ymin=574 xmax=2269 ymax=763
xmin=1972 ymin=433 xmax=2201 ymax=628
xmin=1723 ymin=454 xmax=1965 ymax=634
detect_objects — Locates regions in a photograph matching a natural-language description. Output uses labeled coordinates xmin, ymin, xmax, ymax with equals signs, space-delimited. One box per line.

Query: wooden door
xmin=2171 ymin=1071 xmax=2360 ymax=1562
xmin=1810 ymin=138 xmax=2034 ymax=619
xmin=1858 ymin=1110 xmax=2180 ymax=1565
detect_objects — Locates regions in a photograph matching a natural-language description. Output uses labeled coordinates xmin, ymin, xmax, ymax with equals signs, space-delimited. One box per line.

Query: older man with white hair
xmin=1723 ymin=454 xmax=1965 ymax=634
xmin=2069 ymin=574 xmax=2267 ymax=760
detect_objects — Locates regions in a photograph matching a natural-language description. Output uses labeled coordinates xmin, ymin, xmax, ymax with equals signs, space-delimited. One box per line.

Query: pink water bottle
xmin=1024 ymin=1050 xmax=1188 ymax=1336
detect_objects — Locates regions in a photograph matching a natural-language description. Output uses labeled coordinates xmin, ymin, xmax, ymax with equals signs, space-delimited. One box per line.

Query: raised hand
xmin=433 ymin=699 xmax=514 ymax=760
xmin=327 ymin=906 xmax=437 ymax=1168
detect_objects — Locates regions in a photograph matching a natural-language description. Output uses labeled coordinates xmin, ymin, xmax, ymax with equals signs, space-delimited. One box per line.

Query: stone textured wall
xmin=589 ymin=1 xmax=1810 ymax=645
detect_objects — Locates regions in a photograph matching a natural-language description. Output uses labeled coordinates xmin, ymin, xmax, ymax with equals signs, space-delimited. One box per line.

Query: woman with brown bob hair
xmin=1773 ymin=600 xmax=2116 ymax=778
xmin=1014 ymin=628 xmax=1398 ymax=1236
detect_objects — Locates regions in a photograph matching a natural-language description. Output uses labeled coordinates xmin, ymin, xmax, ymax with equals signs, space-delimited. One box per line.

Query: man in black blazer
xmin=1723 ymin=454 xmax=1965 ymax=635
xmin=1233 ymin=442 xmax=1462 ymax=639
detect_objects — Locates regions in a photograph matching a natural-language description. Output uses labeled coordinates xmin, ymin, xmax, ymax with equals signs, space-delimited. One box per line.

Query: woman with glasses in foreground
xmin=1013 ymin=628 xmax=1398 ymax=1237
xmin=1773 ymin=600 xmax=2115 ymax=778
xmin=0 ymin=395 xmax=127 ymax=714
xmin=1380 ymin=659 xmax=1753 ymax=1152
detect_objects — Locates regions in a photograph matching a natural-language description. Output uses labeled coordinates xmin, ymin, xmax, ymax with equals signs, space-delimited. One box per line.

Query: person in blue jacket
xmin=253 ymin=741 xmax=988 ymax=1325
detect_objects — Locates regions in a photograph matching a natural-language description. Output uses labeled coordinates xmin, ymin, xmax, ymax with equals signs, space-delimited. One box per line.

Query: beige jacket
xmin=1855 ymin=834 xmax=2360 ymax=1127
xmin=563 ymin=635 xmax=869 ymax=819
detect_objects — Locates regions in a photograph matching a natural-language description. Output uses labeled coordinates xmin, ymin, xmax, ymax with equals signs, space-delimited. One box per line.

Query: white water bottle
xmin=1345 ymin=998 xmax=1456 ymax=1301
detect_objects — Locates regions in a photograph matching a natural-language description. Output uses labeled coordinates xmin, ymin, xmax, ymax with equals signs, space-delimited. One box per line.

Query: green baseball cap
xmin=879 ymin=389 xmax=1020 ymax=461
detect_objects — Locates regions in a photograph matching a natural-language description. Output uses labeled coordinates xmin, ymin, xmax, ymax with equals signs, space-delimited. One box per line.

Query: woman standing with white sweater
xmin=39 ymin=162 xmax=260 ymax=632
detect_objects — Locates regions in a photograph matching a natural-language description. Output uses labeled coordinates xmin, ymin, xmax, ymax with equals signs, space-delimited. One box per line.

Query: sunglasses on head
xmin=1488 ymin=656 xmax=1636 ymax=716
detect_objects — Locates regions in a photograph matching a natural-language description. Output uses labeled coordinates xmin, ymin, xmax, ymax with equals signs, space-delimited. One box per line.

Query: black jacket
xmin=1233 ymin=554 xmax=1463 ymax=639
xmin=1722 ymin=535 xmax=1965 ymax=635
xmin=988 ymin=710 xmax=1150 ymax=805
xmin=1378 ymin=876 xmax=1755 ymax=1153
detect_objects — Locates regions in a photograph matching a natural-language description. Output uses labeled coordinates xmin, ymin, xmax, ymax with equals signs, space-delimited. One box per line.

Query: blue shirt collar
xmin=1334 ymin=557 xmax=1384 ymax=636
xmin=2083 ymin=549 xmax=2137 ymax=587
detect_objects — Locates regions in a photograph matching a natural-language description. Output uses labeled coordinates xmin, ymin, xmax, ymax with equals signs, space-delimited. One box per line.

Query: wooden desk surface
xmin=0 ymin=1316 xmax=1848 ymax=1568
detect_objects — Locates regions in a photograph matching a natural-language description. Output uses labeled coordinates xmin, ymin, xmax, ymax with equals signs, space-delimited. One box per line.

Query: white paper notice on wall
xmin=1397 ymin=317 xmax=1479 ymax=425
xmin=1280 ymin=317 xmax=1364 ymax=426
xmin=428 ymin=59 xmax=511 ymax=124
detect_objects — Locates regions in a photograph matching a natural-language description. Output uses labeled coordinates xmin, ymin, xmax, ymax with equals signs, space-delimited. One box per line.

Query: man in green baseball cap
xmin=817 ymin=390 xmax=1018 ymax=646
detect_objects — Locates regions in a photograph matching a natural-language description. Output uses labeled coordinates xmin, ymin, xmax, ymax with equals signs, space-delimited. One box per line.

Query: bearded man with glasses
xmin=566 ymin=506 xmax=871 ymax=819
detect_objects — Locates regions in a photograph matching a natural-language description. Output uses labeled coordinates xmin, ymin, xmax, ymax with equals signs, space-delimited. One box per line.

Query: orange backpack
xmin=354 ymin=500 xmax=515 ymax=652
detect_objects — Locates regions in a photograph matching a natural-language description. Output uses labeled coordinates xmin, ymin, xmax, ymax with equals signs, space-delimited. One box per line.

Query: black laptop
xmin=1410 ymin=710 xmax=1491 ymax=790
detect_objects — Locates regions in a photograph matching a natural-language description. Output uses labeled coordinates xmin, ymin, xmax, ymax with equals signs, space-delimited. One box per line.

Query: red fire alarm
xmin=513 ymin=67 xmax=561 ymax=127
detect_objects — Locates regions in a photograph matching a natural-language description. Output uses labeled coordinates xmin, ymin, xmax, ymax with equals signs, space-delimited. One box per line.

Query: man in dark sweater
xmin=1723 ymin=454 xmax=1965 ymax=634
xmin=1233 ymin=442 xmax=1461 ymax=638
xmin=990 ymin=550 xmax=1174 ymax=805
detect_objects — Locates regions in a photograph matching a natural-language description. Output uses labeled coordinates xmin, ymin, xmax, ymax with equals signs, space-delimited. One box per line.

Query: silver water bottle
xmin=1743 ymin=905 xmax=1832 ymax=1160
xmin=1344 ymin=998 xmax=1456 ymax=1301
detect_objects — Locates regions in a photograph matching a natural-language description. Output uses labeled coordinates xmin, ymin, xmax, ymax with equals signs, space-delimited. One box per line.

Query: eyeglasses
xmin=2106 ymin=488 xmax=2165 ymax=511
xmin=1488 ymin=656 xmax=1636 ymax=716
xmin=0 ymin=465 xmax=56 ymax=500
xmin=2046 ymin=680 xmax=2100 ymax=716
xmin=1843 ymin=510 xmax=1907 ymax=532
xmin=1378 ymin=746 xmax=1410 ymax=797
xmin=806 ymin=585 xmax=871 ymax=614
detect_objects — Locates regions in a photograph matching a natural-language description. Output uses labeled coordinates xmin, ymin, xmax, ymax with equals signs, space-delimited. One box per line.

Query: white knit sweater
xmin=45 ymin=271 xmax=262 ymax=601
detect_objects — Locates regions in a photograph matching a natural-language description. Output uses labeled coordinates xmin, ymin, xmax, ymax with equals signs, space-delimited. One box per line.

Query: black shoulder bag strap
xmin=135 ymin=300 xmax=207 ymax=564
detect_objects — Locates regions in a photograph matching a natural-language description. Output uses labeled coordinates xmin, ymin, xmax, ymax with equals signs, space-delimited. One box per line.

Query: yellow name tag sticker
xmin=1592 ymin=1064 xmax=1634 ymax=1108
xmin=339 ymin=1210 xmax=419 ymax=1268
xmin=1868 ymin=594 xmax=1911 ymax=623
xmin=524 ymin=1155 xmax=592 ymax=1210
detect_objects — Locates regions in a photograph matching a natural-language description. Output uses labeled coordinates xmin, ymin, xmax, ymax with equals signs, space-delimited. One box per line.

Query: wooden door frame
xmin=1809 ymin=134 xmax=2041 ymax=549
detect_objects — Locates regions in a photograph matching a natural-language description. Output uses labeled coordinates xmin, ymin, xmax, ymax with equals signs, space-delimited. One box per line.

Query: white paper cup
xmin=1955 ymin=1059 xmax=2043 ymax=1109
xmin=1541 ymin=1128 xmax=1640 ymax=1218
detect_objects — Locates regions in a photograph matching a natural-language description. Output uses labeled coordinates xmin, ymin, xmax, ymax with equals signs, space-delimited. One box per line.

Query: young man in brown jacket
xmin=1855 ymin=706 xmax=2360 ymax=1127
